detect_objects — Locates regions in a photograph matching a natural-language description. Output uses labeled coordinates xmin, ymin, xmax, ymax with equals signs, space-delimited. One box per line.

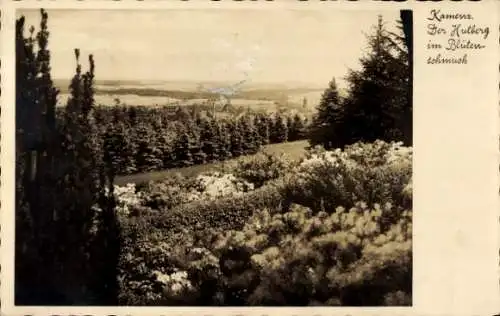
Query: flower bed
xmin=115 ymin=140 xmax=413 ymax=306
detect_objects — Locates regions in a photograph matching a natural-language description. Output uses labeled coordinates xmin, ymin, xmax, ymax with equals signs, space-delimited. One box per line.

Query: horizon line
xmin=51 ymin=77 xmax=347 ymax=86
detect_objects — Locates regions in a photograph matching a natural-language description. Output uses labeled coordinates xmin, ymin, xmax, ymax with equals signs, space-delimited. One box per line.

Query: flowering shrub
xmin=153 ymin=270 xmax=194 ymax=300
xmin=188 ymin=172 xmax=254 ymax=200
xmin=117 ymin=180 xmax=282 ymax=305
xmin=113 ymin=183 xmax=144 ymax=217
xmin=303 ymin=140 xmax=411 ymax=169
xmin=138 ymin=174 xmax=194 ymax=211
xmin=284 ymin=140 xmax=412 ymax=212
xmin=206 ymin=202 xmax=411 ymax=306
xmin=150 ymin=180 xmax=284 ymax=233
xmin=118 ymin=237 xmax=176 ymax=305
xmin=136 ymin=172 xmax=255 ymax=212
xmin=117 ymin=140 xmax=413 ymax=306
xmin=91 ymin=183 xmax=145 ymax=225
xmin=119 ymin=202 xmax=411 ymax=306
xmin=230 ymin=152 xmax=295 ymax=188
xmin=123 ymin=202 xmax=411 ymax=306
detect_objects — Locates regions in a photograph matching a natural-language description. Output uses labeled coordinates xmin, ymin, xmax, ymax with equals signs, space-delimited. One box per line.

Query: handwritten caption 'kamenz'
xmin=426 ymin=9 xmax=490 ymax=65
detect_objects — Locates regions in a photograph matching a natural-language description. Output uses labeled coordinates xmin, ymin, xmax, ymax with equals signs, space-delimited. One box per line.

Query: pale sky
xmin=17 ymin=9 xmax=401 ymax=86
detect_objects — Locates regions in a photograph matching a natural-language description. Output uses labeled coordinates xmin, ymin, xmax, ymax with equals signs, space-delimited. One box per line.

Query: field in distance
xmin=53 ymin=78 xmax=339 ymax=114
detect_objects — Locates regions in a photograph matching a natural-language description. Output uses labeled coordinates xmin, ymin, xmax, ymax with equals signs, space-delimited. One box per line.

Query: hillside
xmin=114 ymin=140 xmax=309 ymax=186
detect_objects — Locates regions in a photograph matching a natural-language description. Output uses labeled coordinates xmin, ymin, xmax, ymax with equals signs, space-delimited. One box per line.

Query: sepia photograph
xmin=14 ymin=8 xmax=413 ymax=306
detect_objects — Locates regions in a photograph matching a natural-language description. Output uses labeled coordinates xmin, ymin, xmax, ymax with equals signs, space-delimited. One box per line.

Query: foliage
xmin=230 ymin=152 xmax=295 ymax=188
xmin=288 ymin=113 xmax=307 ymax=142
xmin=147 ymin=180 xmax=284 ymax=233
xmin=309 ymin=78 xmax=344 ymax=149
xmin=15 ymin=10 xmax=119 ymax=305
xmin=118 ymin=201 xmax=411 ymax=306
xmin=61 ymin=106 xmax=310 ymax=176
xmin=135 ymin=171 xmax=256 ymax=212
xmin=270 ymin=113 xmax=288 ymax=144
xmin=138 ymin=174 xmax=194 ymax=211
xmin=112 ymin=183 xmax=144 ymax=217
xmin=308 ymin=15 xmax=411 ymax=149
xmin=283 ymin=140 xmax=412 ymax=213
xmin=189 ymin=172 xmax=255 ymax=200
xmin=116 ymin=140 xmax=412 ymax=306
xmin=115 ymin=180 xmax=284 ymax=305
xmin=202 ymin=203 xmax=411 ymax=306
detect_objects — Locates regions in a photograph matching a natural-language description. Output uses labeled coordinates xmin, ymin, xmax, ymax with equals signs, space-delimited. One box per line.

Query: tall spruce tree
xmin=134 ymin=122 xmax=162 ymax=172
xmin=286 ymin=115 xmax=294 ymax=141
xmin=270 ymin=113 xmax=288 ymax=144
xmin=200 ymin=117 xmax=218 ymax=162
xmin=256 ymin=114 xmax=270 ymax=145
xmin=175 ymin=129 xmax=195 ymax=167
xmin=308 ymin=14 xmax=411 ymax=149
xmin=289 ymin=113 xmax=306 ymax=141
xmin=219 ymin=121 xmax=233 ymax=160
xmin=342 ymin=15 xmax=410 ymax=145
xmin=16 ymin=12 xmax=55 ymax=304
xmin=396 ymin=10 xmax=413 ymax=146
xmin=239 ymin=115 xmax=259 ymax=155
xmin=229 ymin=120 xmax=245 ymax=157
xmin=15 ymin=10 xmax=118 ymax=305
xmin=308 ymin=78 xmax=344 ymax=149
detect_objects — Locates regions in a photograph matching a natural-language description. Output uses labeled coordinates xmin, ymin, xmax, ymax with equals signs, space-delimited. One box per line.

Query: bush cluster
xmin=229 ymin=152 xmax=296 ymax=188
xmin=116 ymin=141 xmax=412 ymax=306
xmin=181 ymin=203 xmax=410 ymax=306
xmin=283 ymin=140 xmax=412 ymax=213
xmin=137 ymin=171 xmax=255 ymax=211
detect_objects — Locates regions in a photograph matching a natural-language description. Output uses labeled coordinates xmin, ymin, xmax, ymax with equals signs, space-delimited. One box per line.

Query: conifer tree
xmin=15 ymin=10 xmax=118 ymax=305
xmin=342 ymin=15 xmax=410 ymax=145
xmin=252 ymin=115 xmax=264 ymax=146
xmin=256 ymin=114 xmax=270 ymax=145
xmin=165 ymin=122 xmax=186 ymax=168
xmin=289 ymin=113 xmax=306 ymax=141
xmin=121 ymin=122 xmax=138 ymax=174
xmin=250 ymin=115 xmax=263 ymax=150
xmin=192 ymin=127 xmax=207 ymax=165
xmin=308 ymin=77 xmax=344 ymax=149
xmin=271 ymin=113 xmax=288 ymax=143
xmin=229 ymin=120 xmax=245 ymax=157
xmin=156 ymin=129 xmax=176 ymax=170
xmin=266 ymin=115 xmax=274 ymax=143
xmin=395 ymin=10 xmax=413 ymax=146
xmin=212 ymin=120 xmax=228 ymax=160
xmin=127 ymin=106 xmax=138 ymax=125
xmin=286 ymin=115 xmax=294 ymax=141
xmin=200 ymin=117 xmax=218 ymax=162
xmin=36 ymin=9 xmax=58 ymax=149
xmin=103 ymin=123 xmax=126 ymax=175
xmin=175 ymin=129 xmax=195 ymax=167
xmin=219 ymin=121 xmax=233 ymax=160
xmin=308 ymin=14 xmax=411 ymax=149
xmin=239 ymin=115 xmax=258 ymax=155
xmin=15 ymin=12 xmax=55 ymax=304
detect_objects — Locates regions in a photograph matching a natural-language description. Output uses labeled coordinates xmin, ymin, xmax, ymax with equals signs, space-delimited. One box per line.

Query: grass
xmin=114 ymin=140 xmax=309 ymax=186
xmin=262 ymin=140 xmax=309 ymax=158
